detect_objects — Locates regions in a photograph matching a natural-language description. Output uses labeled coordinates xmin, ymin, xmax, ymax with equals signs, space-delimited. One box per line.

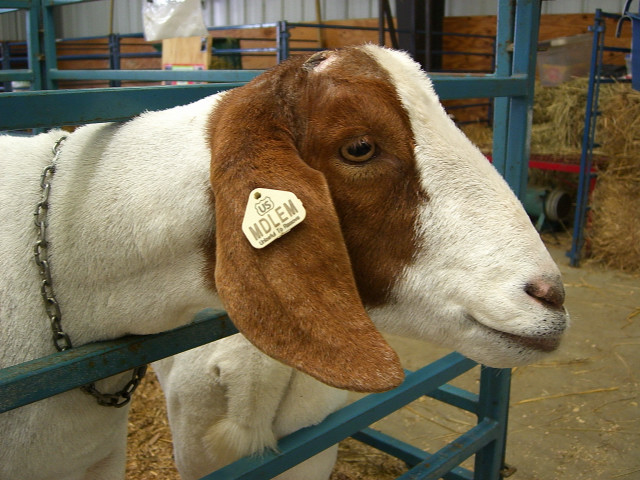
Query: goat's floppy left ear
xmin=207 ymin=88 xmax=404 ymax=393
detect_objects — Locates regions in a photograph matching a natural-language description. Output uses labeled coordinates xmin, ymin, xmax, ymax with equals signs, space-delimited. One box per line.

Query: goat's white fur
xmin=362 ymin=46 xmax=567 ymax=365
xmin=153 ymin=333 xmax=346 ymax=480
xmin=0 ymin=96 xmax=225 ymax=479
xmin=0 ymin=46 xmax=567 ymax=480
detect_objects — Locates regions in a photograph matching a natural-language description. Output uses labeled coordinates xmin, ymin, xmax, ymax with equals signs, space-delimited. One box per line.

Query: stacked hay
xmin=531 ymin=79 xmax=588 ymax=155
xmin=589 ymin=83 xmax=640 ymax=272
xmin=461 ymin=79 xmax=589 ymax=155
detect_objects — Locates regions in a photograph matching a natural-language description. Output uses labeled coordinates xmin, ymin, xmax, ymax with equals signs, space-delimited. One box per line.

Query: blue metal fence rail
xmin=0 ymin=1 xmax=541 ymax=478
xmin=0 ymin=22 xmax=497 ymax=85
xmin=1 ymin=6 xmax=497 ymax=122
xmin=0 ymin=0 xmax=41 ymax=88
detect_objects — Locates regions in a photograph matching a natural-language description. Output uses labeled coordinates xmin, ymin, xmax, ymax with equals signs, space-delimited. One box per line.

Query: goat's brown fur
xmin=204 ymin=48 xmax=425 ymax=392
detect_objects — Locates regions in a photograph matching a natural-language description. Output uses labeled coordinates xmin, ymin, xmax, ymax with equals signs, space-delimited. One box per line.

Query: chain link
xmin=81 ymin=365 xmax=148 ymax=407
xmin=34 ymin=137 xmax=71 ymax=352
xmin=34 ymin=136 xmax=147 ymax=408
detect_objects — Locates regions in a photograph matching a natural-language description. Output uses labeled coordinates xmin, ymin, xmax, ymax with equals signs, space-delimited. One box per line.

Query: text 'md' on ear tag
xmin=242 ymin=189 xmax=306 ymax=249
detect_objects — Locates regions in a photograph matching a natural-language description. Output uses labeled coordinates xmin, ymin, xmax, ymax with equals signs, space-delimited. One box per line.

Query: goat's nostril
xmin=525 ymin=279 xmax=565 ymax=309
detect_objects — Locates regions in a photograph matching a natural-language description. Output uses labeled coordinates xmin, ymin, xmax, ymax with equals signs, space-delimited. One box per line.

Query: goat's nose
xmin=525 ymin=277 xmax=565 ymax=309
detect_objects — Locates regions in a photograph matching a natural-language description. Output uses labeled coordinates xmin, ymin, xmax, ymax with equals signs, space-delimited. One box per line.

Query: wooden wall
xmin=212 ymin=13 xmax=631 ymax=70
xmin=51 ymin=13 xmax=632 ymax=108
xmin=56 ymin=37 xmax=160 ymax=88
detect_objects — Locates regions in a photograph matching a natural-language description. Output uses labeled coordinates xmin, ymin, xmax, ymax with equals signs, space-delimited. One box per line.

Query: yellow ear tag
xmin=242 ymin=189 xmax=306 ymax=249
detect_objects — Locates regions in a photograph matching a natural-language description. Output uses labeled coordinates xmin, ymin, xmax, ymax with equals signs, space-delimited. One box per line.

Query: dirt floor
xmin=126 ymin=234 xmax=640 ymax=480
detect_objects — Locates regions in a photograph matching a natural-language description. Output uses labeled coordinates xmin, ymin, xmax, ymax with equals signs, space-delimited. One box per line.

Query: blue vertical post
xmin=1 ymin=41 xmax=11 ymax=92
xmin=109 ymin=33 xmax=121 ymax=87
xmin=492 ymin=0 xmax=515 ymax=177
xmin=504 ymin=0 xmax=540 ymax=200
xmin=474 ymin=367 xmax=512 ymax=478
xmin=28 ymin=0 xmax=43 ymax=90
xmin=567 ymin=11 xmax=605 ymax=267
xmin=41 ymin=0 xmax=58 ymax=90
xmin=276 ymin=20 xmax=290 ymax=63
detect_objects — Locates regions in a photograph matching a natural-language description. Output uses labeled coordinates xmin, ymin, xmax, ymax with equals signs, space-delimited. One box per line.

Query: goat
xmin=0 ymin=45 xmax=568 ymax=480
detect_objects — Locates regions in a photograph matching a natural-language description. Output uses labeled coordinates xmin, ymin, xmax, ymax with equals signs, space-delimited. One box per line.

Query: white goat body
xmin=153 ymin=334 xmax=347 ymax=480
xmin=0 ymin=45 xmax=568 ymax=480
xmin=0 ymin=97 xmax=224 ymax=479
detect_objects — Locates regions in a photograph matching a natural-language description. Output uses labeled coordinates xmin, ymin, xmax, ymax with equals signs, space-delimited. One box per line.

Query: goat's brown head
xmin=206 ymin=46 xmax=568 ymax=392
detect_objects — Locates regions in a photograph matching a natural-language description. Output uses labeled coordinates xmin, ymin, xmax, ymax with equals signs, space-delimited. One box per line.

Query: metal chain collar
xmin=34 ymin=136 xmax=147 ymax=408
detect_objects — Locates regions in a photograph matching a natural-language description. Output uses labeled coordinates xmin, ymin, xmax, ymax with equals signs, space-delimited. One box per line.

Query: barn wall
xmin=0 ymin=0 xmax=631 ymax=41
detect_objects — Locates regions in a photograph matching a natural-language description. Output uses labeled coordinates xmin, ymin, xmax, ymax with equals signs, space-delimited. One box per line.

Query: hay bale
xmin=597 ymin=83 xmax=640 ymax=157
xmin=588 ymin=83 xmax=640 ymax=272
xmin=531 ymin=79 xmax=589 ymax=155
xmin=330 ymin=438 xmax=408 ymax=480
xmin=461 ymin=78 xmax=590 ymax=156
xmin=589 ymin=159 xmax=640 ymax=272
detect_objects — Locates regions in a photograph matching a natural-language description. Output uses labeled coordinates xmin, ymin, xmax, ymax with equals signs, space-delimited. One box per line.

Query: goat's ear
xmin=208 ymin=89 xmax=404 ymax=393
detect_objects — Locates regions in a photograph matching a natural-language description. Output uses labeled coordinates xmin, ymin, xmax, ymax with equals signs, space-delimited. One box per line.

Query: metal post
xmin=108 ymin=33 xmax=121 ymax=87
xmin=25 ymin=0 xmax=43 ymax=90
xmin=474 ymin=367 xmax=512 ymax=479
xmin=491 ymin=0 xmax=515 ymax=177
xmin=41 ymin=0 xmax=58 ymax=90
xmin=567 ymin=10 xmax=605 ymax=267
xmin=504 ymin=0 xmax=541 ymax=200
xmin=377 ymin=0 xmax=398 ymax=49
xmin=1 ymin=41 xmax=11 ymax=92
xmin=276 ymin=20 xmax=289 ymax=64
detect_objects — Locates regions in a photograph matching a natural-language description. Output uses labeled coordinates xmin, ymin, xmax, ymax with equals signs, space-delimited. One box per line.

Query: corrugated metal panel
xmin=540 ymin=0 xmax=627 ymax=15
xmin=444 ymin=0 xmax=628 ymax=16
xmin=0 ymin=9 xmax=26 ymax=41
xmin=57 ymin=1 xmax=111 ymax=38
xmin=202 ymin=0 xmax=381 ymax=26
xmin=445 ymin=0 xmax=498 ymax=17
xmin=1 ymin=0 xmax=632 ymax=42
xmin=55 ymin=0 xmax=144 ymax=38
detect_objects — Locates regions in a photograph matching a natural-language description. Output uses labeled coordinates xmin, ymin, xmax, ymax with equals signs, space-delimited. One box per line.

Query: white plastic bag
xmin=142 ymin=0 xmax=208 ymax=41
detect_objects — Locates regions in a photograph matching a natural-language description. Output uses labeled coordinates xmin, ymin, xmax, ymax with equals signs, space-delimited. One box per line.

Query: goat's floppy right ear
xmin=207 ymin=89 xmax=404 ymax=393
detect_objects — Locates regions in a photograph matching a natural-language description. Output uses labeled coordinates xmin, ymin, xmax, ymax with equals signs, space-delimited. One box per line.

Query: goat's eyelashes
xmin=339 ymin=137 xmax=377 ymax=164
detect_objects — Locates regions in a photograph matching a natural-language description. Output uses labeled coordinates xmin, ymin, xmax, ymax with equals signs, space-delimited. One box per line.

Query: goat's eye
xmin=340 ymin=137 xmax=377 ymax=163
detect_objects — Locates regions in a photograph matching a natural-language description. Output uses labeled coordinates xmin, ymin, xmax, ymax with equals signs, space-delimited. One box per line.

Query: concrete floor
xmin=365 ymin=238 xmax=640 ymax=480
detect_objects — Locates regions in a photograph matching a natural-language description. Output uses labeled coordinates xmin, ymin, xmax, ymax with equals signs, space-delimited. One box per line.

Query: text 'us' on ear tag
xmin=242 ymin=188 xmax=306 ymax=249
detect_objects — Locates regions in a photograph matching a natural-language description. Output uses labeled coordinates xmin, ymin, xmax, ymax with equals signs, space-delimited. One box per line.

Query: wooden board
xmin=161 ymin=36 xmax=211 ymax=69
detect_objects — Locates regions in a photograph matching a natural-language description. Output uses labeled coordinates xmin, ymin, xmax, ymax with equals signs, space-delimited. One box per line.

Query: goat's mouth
xmin=466 ymin=315 xmax=563 ymax=353
xmin=496 ymin=330 xmax=562 ymax=352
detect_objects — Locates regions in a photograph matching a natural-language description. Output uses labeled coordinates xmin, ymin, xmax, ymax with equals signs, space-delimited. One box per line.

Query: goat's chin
xmin=369 ymin=303 xmax=568 ymax=368
xmin=455 ymin=315 xmax=565 ymax=368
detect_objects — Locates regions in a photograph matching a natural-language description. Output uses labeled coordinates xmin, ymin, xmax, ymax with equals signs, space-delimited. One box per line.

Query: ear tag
xmin=242 ymin=189 xmax=306 ymax=249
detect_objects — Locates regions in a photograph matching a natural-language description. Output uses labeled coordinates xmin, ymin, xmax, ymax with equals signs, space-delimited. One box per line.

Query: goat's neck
xmin=48 ymin=95 xmax=224 ymax=344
